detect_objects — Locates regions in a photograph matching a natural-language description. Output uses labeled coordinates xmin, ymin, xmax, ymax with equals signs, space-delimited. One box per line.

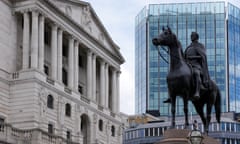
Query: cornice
xmin=2 ymin=0 xmax=13 ymax=7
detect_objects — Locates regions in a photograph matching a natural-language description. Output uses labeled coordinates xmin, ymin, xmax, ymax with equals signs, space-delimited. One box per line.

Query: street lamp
xmin=188 ymin=130 xmax=204 ymax=144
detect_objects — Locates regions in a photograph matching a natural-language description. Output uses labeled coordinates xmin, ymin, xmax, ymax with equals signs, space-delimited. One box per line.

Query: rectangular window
xmin=0 ymin=118 xmax=4 ymax=131
xmin=48 ymin=123 xmax=54 ymax=134
xmin=149 ymin=128 xmax=153 ymax=136
xmin=0 ymin=118 xmax=4 ymax=124
xmin=66 ymin=130 xmax=71 ymax=140
xmin=63 ymin=43 xmax=68 ymax=57
xmin=78 ymin=85 xmax=83 ymax=94
xmin=44 ymin=27 xmax=50 ymax=45
xmin=154 ymin=128 xmax=158 ymax=136
xmin=44 ymin=65 xmax=49 ymax=76
xmin=79 ymin=55 xmax=83 ymax=68
xmin=62 ymin=68 xmax=68 ymax=86
xmin=145 ymin=128 xmax=149 ymax=137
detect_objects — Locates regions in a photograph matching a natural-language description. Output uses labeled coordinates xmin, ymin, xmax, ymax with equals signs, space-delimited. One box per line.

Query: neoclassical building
xmin=0 ymin=0 xmax=125 ymax=143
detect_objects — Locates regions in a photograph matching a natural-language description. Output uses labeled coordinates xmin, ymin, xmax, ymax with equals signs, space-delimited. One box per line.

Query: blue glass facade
xmin=228 ymin=3 xmax=240 ymax=113
xmin=135 ymin=1 xmax=240 ymax=116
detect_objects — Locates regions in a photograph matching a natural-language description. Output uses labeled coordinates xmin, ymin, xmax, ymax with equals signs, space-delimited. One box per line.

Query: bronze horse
xmin=152 ymin=27 xmax=221 ymax=133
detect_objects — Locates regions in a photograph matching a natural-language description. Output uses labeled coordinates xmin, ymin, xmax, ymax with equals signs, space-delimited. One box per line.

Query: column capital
xmin=58 ymin=26 xmax=65 ymax=33
xmin=74 ymin=40 xmax=79 ymax=47
xmin=39 ymin=14 xmax=45 ymax=21
xmin=105 ymin=63 xmax=109 ymax=67
xmin=51 ymin=22 xmax=58 ymax=30
xmin=66 ymin=33 xmax=76 ymax=40
xmin=99 ymin=59 xmax=105 ymax=65
xmin=116 ymin=70 xmax=121 ymax=75
xmin=87 ymin=49 xmax=92 ymax=56
xmin=58 ymin=28 xmax=63 ymax=34
xmin=31 ymin=9 xmax=39 ymax=17
xmin=92 ymin=53 xmax=97 ymax=59
xmin=111 ymin=67 xmax=117 ymax=73
xmin=19 ymin=9 xmax=30 ymax=14
xmin=67 ymin=35 xmax=75 ymax=41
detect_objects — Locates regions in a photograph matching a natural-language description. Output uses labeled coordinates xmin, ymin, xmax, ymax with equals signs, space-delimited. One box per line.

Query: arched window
xmin=47 ymin=95 xmax=54 ymax=109
xmin=65 ymin=103 xmax=71 ymax=117
xmin=98 ymin=119 xmax=103 ymax=131
xmin=111 ymin=125 xmax=115 ymax=137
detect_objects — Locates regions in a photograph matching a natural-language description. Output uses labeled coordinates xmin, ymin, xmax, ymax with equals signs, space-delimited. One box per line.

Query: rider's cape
xmin=185 ymin=42 xmax=211 ymax=88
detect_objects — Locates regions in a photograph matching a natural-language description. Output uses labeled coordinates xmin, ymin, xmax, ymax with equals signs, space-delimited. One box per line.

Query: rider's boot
xmin=163 ymin=98 xmax=171 ymax=103
xmin=193 ymin=70 xmax=201 ymax=100
xmin=193 ymin=76 xmax=201 ymax=100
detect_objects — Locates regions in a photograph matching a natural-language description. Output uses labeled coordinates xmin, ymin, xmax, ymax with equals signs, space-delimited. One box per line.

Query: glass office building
xmin=135 ymin=1 xmax=240 ymax=116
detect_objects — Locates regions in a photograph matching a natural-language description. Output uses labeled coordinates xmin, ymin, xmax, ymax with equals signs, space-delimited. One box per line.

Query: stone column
xmin=22 ymin=12 xmax=30 ymax=69
xmin=111 ymin=69 xmax=117 ymax=112
xmin=30 ymin=11 xmax=39 ymax=68
xmin=92 ymin=54 xmax=96 ymax=101
xmin=86 ymin=50 xmax=92 ymax=98
xmin=57 ymin=29 xmax=63 ymax=82
xmin=105 ymin=64 xmax=109 ymax=108
xmin=38 ymin=15 xmax=44 ymax=72
xmin=74 ymin=41 xmax=79 ymax=91
xmin=68 ymin=36 xmax=74 ymax=89
xmin=51 ymin=24 xmax=58 ymax=80
xmin=116 ymin=71 xmax=120 ymax=113
xmin=100 ymin=60 xmax=105 ymax=106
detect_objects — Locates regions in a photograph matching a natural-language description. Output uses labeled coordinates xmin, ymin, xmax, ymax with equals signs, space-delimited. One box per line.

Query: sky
xmin=84 ymin=0 xmax=162 ymax=115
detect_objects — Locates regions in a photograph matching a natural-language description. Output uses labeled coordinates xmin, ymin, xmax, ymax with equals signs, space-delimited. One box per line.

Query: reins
xmin=155 ymin=45 xmax=184 ymax=64
xmin=155 ymin=45 xmax=169 ymax=64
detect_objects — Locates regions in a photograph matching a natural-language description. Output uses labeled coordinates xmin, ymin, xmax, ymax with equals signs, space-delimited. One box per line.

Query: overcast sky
xmin=83 ymin=0 xmax=233 ymax=115
xmin=84 ymin=0 xmax=158 ymax=115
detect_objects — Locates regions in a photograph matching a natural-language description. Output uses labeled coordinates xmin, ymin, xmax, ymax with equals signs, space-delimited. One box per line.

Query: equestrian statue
xmin=152 ymin=26 xmax=221 ymax=133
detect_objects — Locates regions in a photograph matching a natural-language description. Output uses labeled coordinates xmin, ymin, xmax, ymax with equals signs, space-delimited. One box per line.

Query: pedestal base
xmin=156 ymin=129 xmax=220 ymax=144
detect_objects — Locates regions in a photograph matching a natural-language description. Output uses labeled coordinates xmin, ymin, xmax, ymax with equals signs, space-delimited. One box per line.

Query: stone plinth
xmin=156 ymin=129 xmax=220 ymax=144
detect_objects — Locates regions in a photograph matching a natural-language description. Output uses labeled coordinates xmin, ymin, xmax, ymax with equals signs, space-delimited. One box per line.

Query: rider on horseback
xmin=164 ymin=32 xmax=210 ymax=103
xmin=185 ymin=32 xmax=210 ymax=99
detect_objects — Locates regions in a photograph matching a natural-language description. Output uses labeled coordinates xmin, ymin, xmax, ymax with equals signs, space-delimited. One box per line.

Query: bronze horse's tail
xmin=215 ymin=86 xmax=221 ymax=123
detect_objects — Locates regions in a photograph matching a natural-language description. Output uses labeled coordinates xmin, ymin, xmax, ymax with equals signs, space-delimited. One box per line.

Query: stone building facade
xmin=0 ymin=0 xmax=125 ymax=143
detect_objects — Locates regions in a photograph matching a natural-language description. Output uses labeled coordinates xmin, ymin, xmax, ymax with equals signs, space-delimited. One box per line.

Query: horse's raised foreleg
xmin=171 ymin=95 xmax=176 ymax=128
xmin=184 ymin=98 xmax=189 ymax=128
